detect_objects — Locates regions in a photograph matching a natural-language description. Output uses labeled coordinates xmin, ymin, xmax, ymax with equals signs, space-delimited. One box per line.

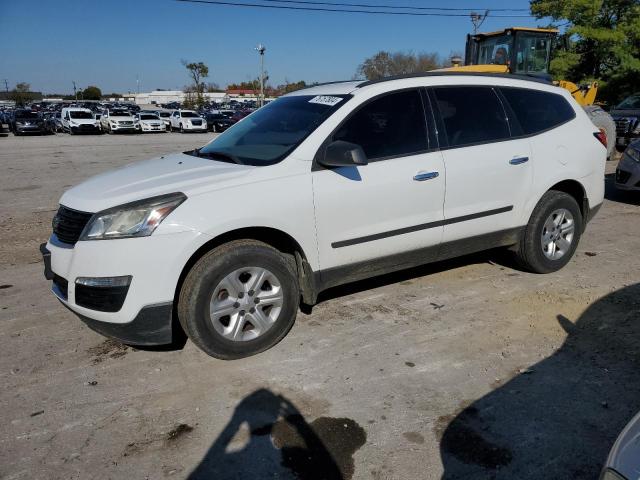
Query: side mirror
xmin=320 ymin=140 xmax=368 ymax=168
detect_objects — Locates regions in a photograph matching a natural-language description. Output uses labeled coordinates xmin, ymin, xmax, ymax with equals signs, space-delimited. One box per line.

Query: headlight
xmin=70 ymin=121 xmax=78 ymax=126
xmin=79 ymin=192 xmax=186 ymax=240
xmin=110 ymin=120 xmax=117 ymax=125
xmin=16 ymin=121 xmax=25 ymax=126
xmin=626 ymin=146 xmax=640 ymax=163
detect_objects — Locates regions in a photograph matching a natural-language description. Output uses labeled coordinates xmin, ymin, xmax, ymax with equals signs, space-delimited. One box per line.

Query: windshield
xmin=140 ymin=114 xmax=158 ymax=120
xmin=181 ymin=111 xmax=199 ymax=118
xmin=197 ymin=94 xmax=349 ymax=166
xmin=70 ymin=111 xmax=94 ymax=119
xmin=617 ymin=95 xmax=640 ymax=109
xmin=208 ymin=114 xmax=227 ymax=120
xmin=16 ymin=111 xmax=39 ymax=119
xmin=110 ymin=111 xmax=130 ymax=117
xmin=159 ymin=112 xmax=170 ymax=117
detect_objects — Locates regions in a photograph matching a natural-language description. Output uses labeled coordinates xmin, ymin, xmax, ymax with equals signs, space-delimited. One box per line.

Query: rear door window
xmin=432 ymin=87 xmax=510 ymax=148
xmin=500 ymin=87 xmax=575 ymax=135
xmin=333 ymin=89 xmax=428 ymax=161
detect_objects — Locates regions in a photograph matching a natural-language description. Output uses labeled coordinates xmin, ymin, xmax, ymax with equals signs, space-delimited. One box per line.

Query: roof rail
xmin=356 ymin=71 xmax=553 ymax=88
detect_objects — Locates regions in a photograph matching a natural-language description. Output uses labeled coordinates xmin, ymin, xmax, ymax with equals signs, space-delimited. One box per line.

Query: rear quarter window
xmin=500 ymin=87 xmax=575 ymax=135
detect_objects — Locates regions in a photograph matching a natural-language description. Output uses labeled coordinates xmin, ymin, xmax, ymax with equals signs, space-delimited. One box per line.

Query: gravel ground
xmin=0 ymin=132 xmax=639 ymax=480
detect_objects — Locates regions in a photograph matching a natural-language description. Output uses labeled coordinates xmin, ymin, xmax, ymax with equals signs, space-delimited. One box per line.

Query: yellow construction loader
xmin=444 ymin=27 xmax=616 ymax=157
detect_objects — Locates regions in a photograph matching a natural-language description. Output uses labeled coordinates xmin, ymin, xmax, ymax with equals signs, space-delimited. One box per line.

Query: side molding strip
xmin=331 ymin=206 xmax=513 ymax=248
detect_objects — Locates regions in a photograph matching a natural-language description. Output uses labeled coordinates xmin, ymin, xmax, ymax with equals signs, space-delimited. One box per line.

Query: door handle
xmin=413 ymin=171 xmax=439 ymax=181
xmin=509 ymin=156 xmax=529 ymax=165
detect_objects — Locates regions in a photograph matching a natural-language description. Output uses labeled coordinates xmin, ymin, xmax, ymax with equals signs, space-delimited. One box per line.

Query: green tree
xmin=182 ymin=60 xmax=209 ymax=108
xmin=80 ymin=85 xmax=102 ymax=100
xmin=531 ymin=0 xmax=640 ymax=104
xmin=357 ymin=51 xmax=442 ymax=80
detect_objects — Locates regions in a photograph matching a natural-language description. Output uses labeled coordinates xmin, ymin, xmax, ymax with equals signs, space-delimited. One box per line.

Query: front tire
xmin=515 ymin=191 xmax=582 ymax=273
xmin=178 ymin=240 xmax=299 ymax=359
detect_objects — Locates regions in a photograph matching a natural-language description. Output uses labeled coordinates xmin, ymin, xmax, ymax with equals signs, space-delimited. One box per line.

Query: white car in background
xmin=134 ymin=113 xmax=167 ymax=133
xmin=100 ymin=108 xmax=136 ymax=133
xmin=170 ymin=110 xmax=207 ymax=133
xmin=61 ymin=108 xmax=101 ymax=134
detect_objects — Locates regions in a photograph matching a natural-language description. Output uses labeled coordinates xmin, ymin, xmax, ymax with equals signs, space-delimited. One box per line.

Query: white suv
xmin=42 ymin=73 xmax=606 ymax=359
xmin=169 ymin=110 xmax=207 ymax=133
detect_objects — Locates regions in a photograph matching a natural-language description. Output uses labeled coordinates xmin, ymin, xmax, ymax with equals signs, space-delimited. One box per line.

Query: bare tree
xmin=181 ymin=60 xmax=209 ymax=107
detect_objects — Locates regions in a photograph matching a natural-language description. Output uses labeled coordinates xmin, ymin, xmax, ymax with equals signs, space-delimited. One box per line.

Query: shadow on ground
xmin=188 ymin=389 xmax=366 ymax=480
xmin=605 ymin=173 xmax=640 ymax=206
xmin=439 ymin=283 xmax=640 ymax=479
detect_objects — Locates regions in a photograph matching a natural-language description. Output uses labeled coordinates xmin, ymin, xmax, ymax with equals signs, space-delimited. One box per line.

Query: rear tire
xmin=515 ymin=191 xmax=582 ymax=273
xmin=178 ymin=240 xmax=299 ymax=359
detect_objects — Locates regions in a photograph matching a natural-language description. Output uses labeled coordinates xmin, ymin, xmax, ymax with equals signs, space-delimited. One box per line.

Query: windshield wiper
xmin=193 ymin=149 xmax=244 ymax=165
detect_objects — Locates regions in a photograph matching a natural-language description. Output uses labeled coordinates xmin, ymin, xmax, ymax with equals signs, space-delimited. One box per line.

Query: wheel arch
xmin=547 ymin=179 xmax=588 ymax=220
xmin=173 ymin=226 xmax=317 ymax=316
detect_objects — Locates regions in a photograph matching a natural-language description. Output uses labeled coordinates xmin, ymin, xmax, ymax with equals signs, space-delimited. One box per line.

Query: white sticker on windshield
xmin=308 ymin=95 xmax=343 ymax=107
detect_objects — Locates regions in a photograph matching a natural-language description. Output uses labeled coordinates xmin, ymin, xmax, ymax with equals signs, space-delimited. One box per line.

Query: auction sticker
xmin=309 ymin=96 xmax=343 ymax=106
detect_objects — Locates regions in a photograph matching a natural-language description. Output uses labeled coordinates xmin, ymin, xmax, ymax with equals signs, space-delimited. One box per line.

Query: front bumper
xmin=140 ymin=123 xmax=166 ymax=132
xmin=615 ymin=151 xmax=640 ymax=190
xmin=16 ymin=125 xmax=45 ymax=133
xmin=182 ymin=123 xmax=207 ymax=131
xmin=40 ymin=230 xmax=205 ymax=345
xmin=110 ymin=124 xmax=136 ymax=132
xmin=71 ymin=124 xmax=101 ymax=134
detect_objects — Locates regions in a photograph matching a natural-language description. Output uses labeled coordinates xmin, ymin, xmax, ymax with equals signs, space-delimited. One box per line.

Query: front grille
xmin=53 ymin=205 xmax=93 ymax=245
xmin=616 ymin=169 xmax=632 ymax=184
xmin=79 ymin=124 xmax=97 ymax=131
xmin=75 ymin=284 xmax=130 ymax=312
xmin=615 ymin=117 xmax=638 ymax=135
xmin=53 ymin=274 xmax=68 ymax=299
xmin=118 ymin=121 xmax=133 ymax=126
xmin=191 ymin=120 xmax=202 ymax=126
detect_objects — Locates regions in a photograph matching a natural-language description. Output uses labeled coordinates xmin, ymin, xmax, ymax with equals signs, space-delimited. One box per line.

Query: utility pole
xmin=72 ymin=81 xmax=78 ymax=101
xmin=256 ymin=44 xmax=266 ymax=107
xmin=3 ymin=79 xmax=8 ymax=94
xmin=470 ymin=10 xmax=489 ymax=35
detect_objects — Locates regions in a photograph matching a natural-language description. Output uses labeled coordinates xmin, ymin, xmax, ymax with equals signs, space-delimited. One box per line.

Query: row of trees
xmin=532 ymin=0 xmax=640 ymax=105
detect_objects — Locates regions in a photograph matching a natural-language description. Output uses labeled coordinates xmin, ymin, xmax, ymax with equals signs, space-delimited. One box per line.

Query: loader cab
xmin=465 ymin=27 xmax=557 ymax=76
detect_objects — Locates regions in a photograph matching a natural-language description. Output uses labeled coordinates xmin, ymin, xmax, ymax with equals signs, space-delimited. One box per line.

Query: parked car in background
xmin=601 ymin=410 xmax=640 ymax=480
xmin=100 ymin=108 xmax=136 ymax=133
xmin=203 ymin=113 xmax=234 ymax=133
xmin=615 ymin=140 xmax=640 ymax=191
xmin=10 ymin=109 xmax=46 ymax=135
xmin=42 ymin=73 xmax=606 ymax=359
xmin=610 ymin=94 xmax=640 ymax=152
xmin=156 ymin=111 xmax=172 ymax=130
xmin=42 ymin=112 xmax=57 ymax=134
xmin=53 ymin=111 xmax=63 ymax=132
xmin=61 ymin=108 xmax=101 ymax=134
xmin=134 ymin=113 xmax=167 ymax=133
xmin=169 ymin=110 xmax=207 ymax=133
xmin=230 ymin=110 xmax=252 ymax=123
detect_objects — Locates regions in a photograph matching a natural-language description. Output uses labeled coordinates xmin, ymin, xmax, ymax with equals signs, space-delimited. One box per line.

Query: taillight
xmin=594 ymin=129 xmax=607 ymax=148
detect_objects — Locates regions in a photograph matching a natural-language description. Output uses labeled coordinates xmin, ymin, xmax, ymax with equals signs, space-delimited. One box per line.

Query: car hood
xmin=610 ymin=109 xmax=640 ymax=119
xmin=60 ymin=152 xmax=253 ymax=213
xmin=110 ymin=116 xmax=135 ymax=122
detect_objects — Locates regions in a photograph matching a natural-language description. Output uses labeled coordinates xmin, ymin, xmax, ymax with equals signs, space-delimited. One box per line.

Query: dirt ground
xmin=0 ymin=132 xmax=639 ymax=480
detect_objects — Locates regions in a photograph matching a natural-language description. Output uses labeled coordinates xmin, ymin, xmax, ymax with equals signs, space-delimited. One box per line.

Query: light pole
xmin=72 ymin=81 xmax=77 ymax=101
xmin=255 ymin=44 xmax=266 ymax=107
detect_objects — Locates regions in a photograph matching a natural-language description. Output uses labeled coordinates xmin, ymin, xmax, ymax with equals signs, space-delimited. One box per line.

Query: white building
xmin=119 ymin=90 xmax=274 ymax=105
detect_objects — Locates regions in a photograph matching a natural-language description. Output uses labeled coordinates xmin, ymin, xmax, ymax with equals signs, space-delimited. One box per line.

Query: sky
xmin=0 ymin=0 xmax=547 ymax=94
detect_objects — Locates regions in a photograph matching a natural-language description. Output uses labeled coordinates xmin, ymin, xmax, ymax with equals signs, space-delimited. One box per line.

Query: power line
xmin=258 ymin=0 xmax=529 ymax=12
xmin=173 ymin=0 xmax=536 ymax=17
